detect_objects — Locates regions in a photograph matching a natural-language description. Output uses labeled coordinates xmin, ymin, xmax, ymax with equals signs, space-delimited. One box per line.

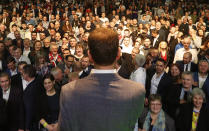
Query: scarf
xmin=143 ymin=109 xmax=166 ymax=131
xmin=49 ymin=53 xmax=62 ymax=67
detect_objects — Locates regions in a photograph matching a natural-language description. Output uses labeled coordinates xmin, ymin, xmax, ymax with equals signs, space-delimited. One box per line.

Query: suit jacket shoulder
xmin=59 ymin=73 xmax=145 ymax=131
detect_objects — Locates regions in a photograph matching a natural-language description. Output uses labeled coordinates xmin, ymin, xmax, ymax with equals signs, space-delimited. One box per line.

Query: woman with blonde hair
xmin=158 ymin=41 xmax=170 ymax=65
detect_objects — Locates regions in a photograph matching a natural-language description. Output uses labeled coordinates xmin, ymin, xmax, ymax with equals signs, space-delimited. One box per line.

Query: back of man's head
xmin=88 ymin=28 xmax=119 ymax=66
xmin=23 ymin=64 xmax=36 ymax=78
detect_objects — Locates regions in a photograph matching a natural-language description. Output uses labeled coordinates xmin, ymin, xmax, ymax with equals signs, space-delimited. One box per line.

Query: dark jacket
xmin=176 ymin=61 xmax=198 ymax=72
xmin=193 ymin=72 xmax=209 ymax=108
xmin=145 ymin=72 xmax=172 ymax=100
xmin=58 ymin=73 xmax=145 ymax=131
xmin=177 ymin=103 xmax=209 ymax=131
xmin=0 ymin=86 xmax=24 ymax=131
xmin=23 ymin=77 xmax=44 ymax=130
xmin=38 ymin=91 xmax=60 ymax=124
xmin=0 ymin=98 xmax=7 ymax=131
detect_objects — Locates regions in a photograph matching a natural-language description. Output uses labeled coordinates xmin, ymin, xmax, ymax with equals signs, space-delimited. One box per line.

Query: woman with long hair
xmin=39 ymin=74 xmax=60 ymax=131
xmin=62 ymin=20 xmax=73 ymax=33
xmin=158 ymin=41 xmax=170 ymax=65
xmin=74 ymin=44 xmax=84 ymax=61
xmin=28 ymin=40 xmax=45 ymax=65
xmin=198 ymin=37 xmax=209 ymax=60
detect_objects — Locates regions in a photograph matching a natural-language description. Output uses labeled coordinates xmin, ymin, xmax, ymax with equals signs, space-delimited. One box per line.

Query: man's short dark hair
xmin=88 ymin=28 xmax=119 ymax=66
xmin=23 ymin=64 xmax=36 ymax=78
xmin=6 ymin=56 xmax=16 ymax=64
xmin=156 ymin=58 xmax=166 ymax=65
xmin=151 ymin=29 xmax=159 ymax=34
xmin=0 ymin=72 xmax=10 ymax=79
xmin=65 ymin=55 xmax=75 ymax=60
xmin=18 ymin=61 xmax=27 ymax=67
xmin=12 ymin=24 xmax=17 ymax=28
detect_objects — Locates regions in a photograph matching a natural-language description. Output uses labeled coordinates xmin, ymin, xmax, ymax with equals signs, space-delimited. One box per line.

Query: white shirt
xmin=79 ymin=67 xmax=89 ymax=76
xmin=91 ymin=69 xmax=117 ymax=74
xmin=130 ymin=67 xmax=146 ymax=87
xmin=173 ymin=48 xmax=198 ymax=64
xmin=70 ymin=48 xmax=75 ymax=55
xmin=10 ymin=69 xmax=17 ymax=76
xmin=153 ymin=35 xmax=159 ymax=47
xmin=22 ymin=78 xmax=27 ymax=91
xmin=3 ymin=88 xmax=10 ymax=101
xmin=94 ymin=8 xmax=97 ymax=15
xmin=199 ymin=74 xmax=208 ymax=89
xmin=16 ymin=55 xmax=31 ymax=64
xmin=0 ymin=60 xmax=2 ymax=70
xmin=184 ymin=62 xmax=191 ymax=71
xmin=150 ymin=72 xmax=164 ymax=94
xmin=23 ymin=78 xmax=35 ymax=91
xmin=7 ymin=32 xmax=15 ymax=40
xmin=23 ymin=48 xmax=31 ymax=57
xmin=100 ymin=17 xmax=109 ymax=23
xmin=121 ymin=44 xmax=133 ymax=54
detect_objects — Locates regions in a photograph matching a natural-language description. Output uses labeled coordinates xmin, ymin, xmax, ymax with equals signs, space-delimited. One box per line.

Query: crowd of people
xmin=0 ymin=0 xmax=209 ymax=131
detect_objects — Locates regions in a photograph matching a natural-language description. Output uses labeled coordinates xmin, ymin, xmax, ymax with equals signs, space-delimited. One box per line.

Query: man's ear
xmin=116 ymin=47 xmax=122 ymax=61
xmin=88 ymin=50 xmax=94 ymax=63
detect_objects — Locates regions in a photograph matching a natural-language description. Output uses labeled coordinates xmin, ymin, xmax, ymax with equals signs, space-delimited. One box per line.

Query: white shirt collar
xmin=91 ymin=69 xmax=117 ymax=74
xmin=2 ymin=87 xmax=10 ymax=101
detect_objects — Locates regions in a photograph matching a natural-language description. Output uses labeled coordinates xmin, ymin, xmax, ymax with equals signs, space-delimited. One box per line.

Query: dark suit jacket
xmin=193 ymin=72 xmax=209 ymax=108
xmin=23 ymin=77 xmax=44 ymax=130
xmin=177 ymin=103 xmax=209 ymax=131
xmin=0 ymin=86 xmax=24 ymax=131
xmin=176 ymin=61 xmax=198 ymax=72
xmin=179 ymin=23 xmax=189 ymax=35
xmin=11 ymin=73 xmax=23 ymax=91
xmin=92 ymin=7 xmax=102 ymax=17
xmin=0 ymin=97 xmax=7 ymax=130
xmin=0 ymin=18 xmax=10 ymax=27
xmin=151 ymin=35 xmax=165 ymax=48
xmin=79 ymin=65 xmax=93 ymax=79
xmin=166 ymin=83 xmax=197 ymax=119
xmin=146 ymin=72 xmax=172 ymax=100
xmin=57 ymin=62 xmax=74 ymax=74
xmin=58 ymin=73 xmax=145 ymax=131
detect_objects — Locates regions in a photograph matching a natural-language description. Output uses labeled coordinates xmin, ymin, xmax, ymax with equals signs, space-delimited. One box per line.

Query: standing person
xmin=130 ymin=54 xmax=146 ymax=87
xmin=22 ymin=65 xmax=44 ymax=131
xmin=176 ymin=88 xmax=209 ymax=131
xmin=39 ymin=74 xmax=60 ymax=131
xmin=138 ymin=94 xmax=175 ymax=131
xmin=57 ymin=28 xmax=145 ymax=131
xmin=145 ymin=58 xmax=172 ymax=107
xmin=0 ymin=72 xmax=24 ymax=131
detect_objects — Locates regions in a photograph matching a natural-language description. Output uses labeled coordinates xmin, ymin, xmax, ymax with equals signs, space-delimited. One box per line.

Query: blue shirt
xmin=175 ymin=43 xmax=192 ymax=53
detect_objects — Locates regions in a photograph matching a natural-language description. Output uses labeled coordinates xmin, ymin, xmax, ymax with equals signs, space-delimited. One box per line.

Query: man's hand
xmin=180 ymin=99 xmax=186 ymax=104
xmin=48 ymin=123 xmax=58 ymax=131
xmin=47 ymin=124 xmax=54 ymax=131
xmin=64 ymin=68 xmax=70 ymax=75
